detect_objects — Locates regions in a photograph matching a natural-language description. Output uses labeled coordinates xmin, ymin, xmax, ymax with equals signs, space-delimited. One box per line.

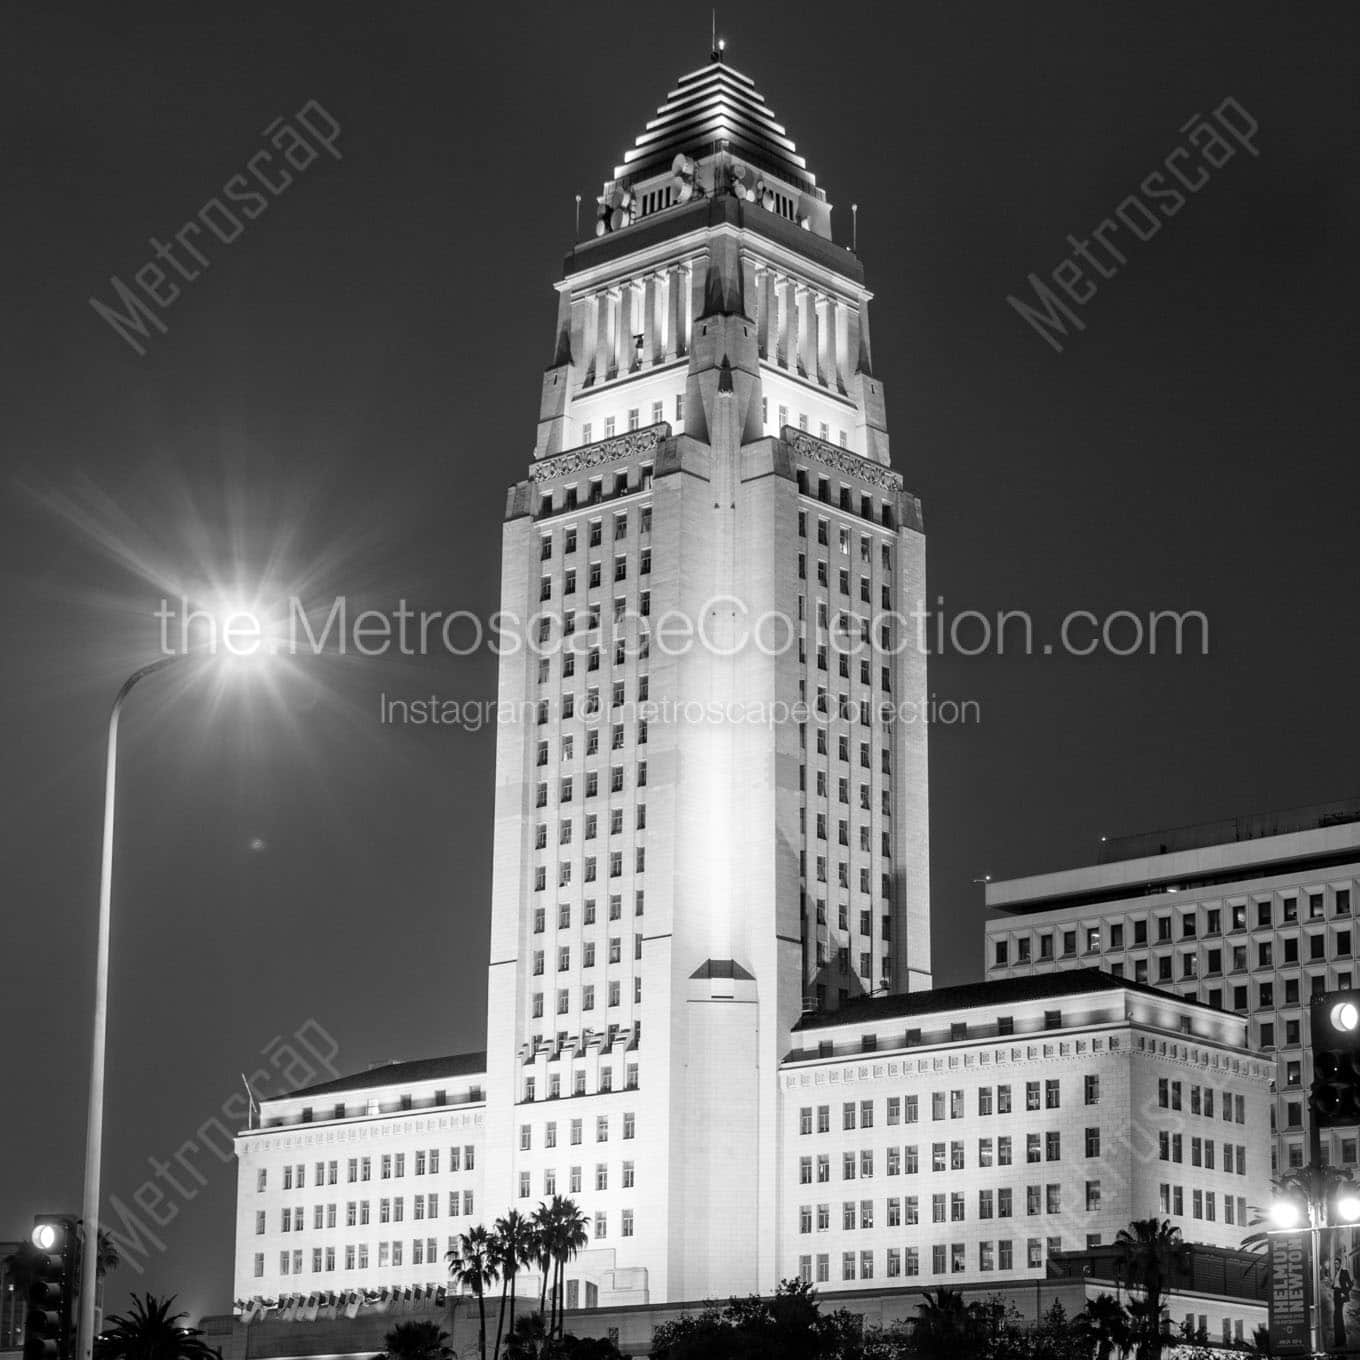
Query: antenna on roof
xmin=851 ymin=203 xmax=858 ymax=252
xmin=711 ymin=10 xmax=725 ymax=60
xmin=241 ymin=1073 xmax=259 ymax=1129
xmin=575 ymin=193 xmax=581 ymax=236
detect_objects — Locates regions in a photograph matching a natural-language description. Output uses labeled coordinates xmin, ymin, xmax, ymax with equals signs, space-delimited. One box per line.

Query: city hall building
xmin=231 ymin=49 xmax=1271 ymax=1327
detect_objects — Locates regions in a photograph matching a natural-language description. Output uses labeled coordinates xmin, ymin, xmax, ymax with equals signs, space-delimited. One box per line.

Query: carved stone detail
xmin=530 ymin=423 xmax=671 ymax=482
xmin=783 ymin=427 xmax=903 ymax=492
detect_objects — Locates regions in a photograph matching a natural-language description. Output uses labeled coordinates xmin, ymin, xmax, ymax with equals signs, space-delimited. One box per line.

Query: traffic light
xmin=1310 ymin=989 xmax=1360 ymax=1127
xmin=24 ymin=1216 xmax=78 ymax=1360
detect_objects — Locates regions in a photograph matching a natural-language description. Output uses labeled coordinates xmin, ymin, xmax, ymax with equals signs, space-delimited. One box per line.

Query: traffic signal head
xmin=24 ymin=1216 xmax=77 ymax=1360
xmin=1311 ymin=990 xmax=1360 ymax=1128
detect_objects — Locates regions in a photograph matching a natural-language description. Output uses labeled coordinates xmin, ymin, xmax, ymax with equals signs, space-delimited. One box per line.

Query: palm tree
xmin=1077 ymin=1293 xmax=1133 ymax=1360
xmin=545 ymin=1197 xmax=589 ymax=1340
xmin=448 ymin=1227 xmax=499 ymax=1360
xmin=1114 ymin=1218 xmax=1189 ymax=1360
xmin=378 ymin=1319 xmax=455 ymax=1360
xmin=490 ymin=1211 xmax=536 ymax=1360
xmin=502 ymin=1311 xmax=546 ymax=1360
xmin=529 ymin=1204 xmax=554 ymax=1323
xmin=94 ymin=1294 xmax=221 ymax=1360
xmin=83 ymin=1225 xmax=121 ymax=1280
xmin=910 ymin=1286 xmax=971 ymax=1355
xmin=81 ymin=1224 xmax=121 ymax=1329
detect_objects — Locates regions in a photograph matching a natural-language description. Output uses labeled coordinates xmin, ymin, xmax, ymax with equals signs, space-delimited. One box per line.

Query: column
xmin=581 ymin=294 xmax=599 ymax=387
xmin=797 ymin=286 xmax=816 ymax=379
xmin=642 ymin=273 xmax=661 ymax=366
xmin=834 ymin=300 xmax=851 ymax=394
xmin=816 ymin=295 xmax=834 ymax=388
xmin=594 ymin=292 xmax=614 ymax=385
xmin=754 ymin=266 xmax=772 ymax=359
xmin=666 ymin=265 xmax=686 ymax=360
xmin=617 ymin=281 xmax=637 ymax=374
xmin=780 ymin=276 xmax=799 ymax=370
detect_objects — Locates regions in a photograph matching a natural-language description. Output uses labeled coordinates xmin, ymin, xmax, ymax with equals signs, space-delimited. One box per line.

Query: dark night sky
xmin=3 ymin=0 xmax=1357 ymax=1321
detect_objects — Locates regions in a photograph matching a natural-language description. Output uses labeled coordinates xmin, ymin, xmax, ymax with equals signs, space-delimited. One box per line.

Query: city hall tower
xmin=483 ymin=48 xmax=931 ymax=1304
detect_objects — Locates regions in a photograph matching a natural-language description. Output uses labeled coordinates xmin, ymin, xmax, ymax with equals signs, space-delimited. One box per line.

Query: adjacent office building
xmin=985 ymin=798 xmax=1360 ymax=1175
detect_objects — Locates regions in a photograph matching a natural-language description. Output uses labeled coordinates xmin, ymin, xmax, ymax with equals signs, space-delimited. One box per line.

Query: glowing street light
xmin=78 ymin=611 xmax=280 ymax=1360
xmin=1337 ymin=1194 xmax=1360 ymax=1223
xmin=1270 ymin=1199 xmax=1304 ymax=1230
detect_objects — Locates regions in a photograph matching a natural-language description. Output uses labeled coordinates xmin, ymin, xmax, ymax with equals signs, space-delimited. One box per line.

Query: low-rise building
xmin=233 ymin=971 xmax=1272 ymax=1317
xmin=232 ymin=1054 xmax=487 ymax=1305
xmin=777 ymin=970 xmax=1270 ymax=1290
xmin=984 ymin=798 xmax=1360 ymax=1175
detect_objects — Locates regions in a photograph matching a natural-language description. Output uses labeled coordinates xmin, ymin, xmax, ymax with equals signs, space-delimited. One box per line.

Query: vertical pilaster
xmin=754 ymin=266 xmax=771 ymax=359
xmin=667 ymin=264 xmax=686 ymax=360
xmin=594 ymin=291 xmax=613 ymax=385
xmin=780 ymin=276 xmax=798 ymax=370
xmin=834 ymin=298 xmax=850 ymax=394
xmin=582 ymin=293 xmax=599 ymax=386
xmin=643 ymin=273 xmax=661 ymax=366
xmin=796 ymin=285 xmax=815 ymax=378
xmin=618 ymin=281 xmax=637 ymax=374
xmin=816 ymin=294 xmax=833 ymax=387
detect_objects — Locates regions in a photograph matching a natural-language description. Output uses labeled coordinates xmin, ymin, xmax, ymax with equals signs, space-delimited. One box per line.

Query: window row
xmin=531 ymin=935 xmax=644 ymax=972
xmin=538 ymin=553 xmax=652 ymax=600
xmin=533 ymin=850 xmax=647 ymax=890
xmin=517 ymin=1112 xmax=636 ymax=1145
xmin=1158 ymin=1184 xmax=1249 ymax=1225
xmin=797 ymin=1079 xmax=1095 ymax=1134
xmin=535 ymin=466 xmax=655 ymax=518
xmin=513 ymin=1161 xmax=637 ymax=1197
xmin=796 ymin=1182 xmax=1099 ymax=1233
xmin=993 ymin=888 xmax=1355 ymax=966
xmin=257 ymin=1147 xmax=476 ymax=1192
xmin=795 ymin=1236 xmax=1061 ymax=1284
xmin=539 ymin=508 xmax=653 ymax=560
xmin=1157 ymin=1134 xmax=1249 ymax=1173
xmin=268 ymin=1190 xmax=476 ymax=1233
xmin=795 ymin=1130 xmax=1097 ymax=1182
xmin=1156 ymin=1080 xmax=1246 ymax=1123
xmin=529 ymin=977 xmax=642 ymax=1018
xmin=532 ymin=763 xmax=647 ymax=807
xmin=533 ymin=894 xmax=644 ymax=932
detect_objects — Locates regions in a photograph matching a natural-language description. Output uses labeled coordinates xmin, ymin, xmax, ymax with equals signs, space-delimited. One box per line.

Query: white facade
xmin=482 ymin=51 xmax=931 ymax=1307
xmin=984 ymin=803 xmax=1360 ymax=1177
xmin=776 ymin=973 xmax=1271 ymax=1292
xmin=232 ymin=1059 xmax=486 ymax=1303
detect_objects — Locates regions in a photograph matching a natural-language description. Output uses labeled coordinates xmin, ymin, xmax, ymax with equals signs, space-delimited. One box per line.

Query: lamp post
xmin=78 ymin=654 xmax=190 ymax=1360
xmin=1269 ymin=1164 xmax=1360 ymax=1356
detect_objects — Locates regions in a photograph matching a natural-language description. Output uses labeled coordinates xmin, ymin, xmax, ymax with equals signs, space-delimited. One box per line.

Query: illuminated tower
xmin=483 ymin=48 xmax=930 ymax=1305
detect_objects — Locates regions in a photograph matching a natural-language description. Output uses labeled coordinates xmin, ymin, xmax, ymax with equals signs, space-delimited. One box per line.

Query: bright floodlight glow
xmin=175 ymin=592 xmax=290 ymax=662
xmin=1333 ymin=1001 xmax=1360 ymax=1033
xmin=1339 ymin=1195 xmax=1360 ymax=1223
xmin=1270 ymin=1200 xmax=1303 ymax=1230
xmin=32 ymin=1222 xmax=58 ymax=1250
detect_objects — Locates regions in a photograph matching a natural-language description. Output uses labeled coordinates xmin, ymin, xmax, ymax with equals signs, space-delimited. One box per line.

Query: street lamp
xmin=79 ymin=607 xmax=280 ymax=1360
xmin=1270 ymin=1199 xmax=1304 ymax=1230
